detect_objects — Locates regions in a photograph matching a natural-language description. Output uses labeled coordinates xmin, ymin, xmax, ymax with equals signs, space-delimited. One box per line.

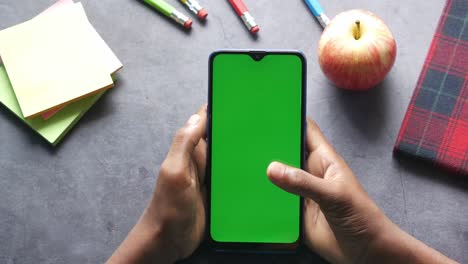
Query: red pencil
xmin=228 ymin=0 xmax=259 ymax=33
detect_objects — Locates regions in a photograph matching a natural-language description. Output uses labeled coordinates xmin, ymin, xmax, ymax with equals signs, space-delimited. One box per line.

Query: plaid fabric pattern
xmin=394 ymin=0 xmax=468 ymax=176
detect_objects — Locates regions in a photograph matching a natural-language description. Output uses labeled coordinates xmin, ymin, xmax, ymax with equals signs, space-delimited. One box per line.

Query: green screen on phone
xmin=210 ymin=52 xmax=304 ymax=244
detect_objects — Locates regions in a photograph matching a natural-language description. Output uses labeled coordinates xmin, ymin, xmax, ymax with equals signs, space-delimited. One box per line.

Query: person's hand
xmin=107 ymin=105 xmax=207 ymax=264
xmin=144 ymin=104 xmax=208 ymax=260
xmin=267 ymin=118 xmax=384 ymax=263
xmin=108 ymin=112 xmax=456 ymax=264
xmin=267 ymin=119 xmax=456 ymax=264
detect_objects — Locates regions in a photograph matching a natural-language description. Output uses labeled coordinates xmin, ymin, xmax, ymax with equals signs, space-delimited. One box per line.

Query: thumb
xmin=168 ymin=105 xmax=207 ymax=161
xmin=267 ymin=162 xmax=333 ymax=203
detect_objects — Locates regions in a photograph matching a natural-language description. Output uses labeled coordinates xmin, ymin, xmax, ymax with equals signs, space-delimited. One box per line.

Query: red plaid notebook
xmin=394 ymin=0 xmax=468 ymax=176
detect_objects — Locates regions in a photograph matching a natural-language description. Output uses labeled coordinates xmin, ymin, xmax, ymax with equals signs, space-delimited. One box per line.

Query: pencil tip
xmin=184 ymin=19 xmax=193 ymax=29
xmin=250 ymin=26 xmax=259 ymax=34
xmin=197 ymin=9 xmax=208 ymax=20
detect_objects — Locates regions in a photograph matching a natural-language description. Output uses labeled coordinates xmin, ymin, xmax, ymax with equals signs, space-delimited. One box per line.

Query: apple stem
xmin=354 ymin=20 xmax=361 ymax=40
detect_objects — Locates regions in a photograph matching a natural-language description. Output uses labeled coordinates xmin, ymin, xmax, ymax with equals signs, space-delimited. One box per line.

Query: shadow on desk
xmin=0 ymin=84 xmax=116 ymax=153
xmin=332 ymin=78 xmax=392 ymax=143
xmin=0 ymin=105 xmax=59 ymax=152
xmin=180 ymin=245 xmax=329 ymax=264
xmin=394 ymin=153 xmax=468 ymax=191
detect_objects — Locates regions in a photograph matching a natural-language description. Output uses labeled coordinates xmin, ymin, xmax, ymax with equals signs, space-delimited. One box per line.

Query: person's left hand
xmin=106 ymin=105 xmax=207 ymax=264
xmin=147 ymin=104 xmax=208 ymax=260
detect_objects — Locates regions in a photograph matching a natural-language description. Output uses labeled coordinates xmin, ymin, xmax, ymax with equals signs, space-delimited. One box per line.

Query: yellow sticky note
xmin=38 ymin=1 xmax=122 ymax=75
xmin=38 ymin=0 xmax=123 ymax=119
xmin=0 ymin=3 xmax=114 ymax=119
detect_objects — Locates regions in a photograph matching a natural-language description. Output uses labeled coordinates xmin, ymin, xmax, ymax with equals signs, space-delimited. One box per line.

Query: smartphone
xmin=207 ymin=50 xmax=306 ymax=252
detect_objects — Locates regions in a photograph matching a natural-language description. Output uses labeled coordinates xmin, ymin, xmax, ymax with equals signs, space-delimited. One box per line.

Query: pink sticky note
xmin=41 ymin=104 xmax=64 ymax=119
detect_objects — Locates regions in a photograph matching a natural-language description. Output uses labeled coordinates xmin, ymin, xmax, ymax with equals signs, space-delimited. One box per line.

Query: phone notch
xmin=249 ymin=51 xmax=267 ymax=61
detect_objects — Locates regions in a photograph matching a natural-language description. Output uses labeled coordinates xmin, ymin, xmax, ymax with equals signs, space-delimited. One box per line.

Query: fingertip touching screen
xmin=209 ymin=51 xmax=304 ymax=244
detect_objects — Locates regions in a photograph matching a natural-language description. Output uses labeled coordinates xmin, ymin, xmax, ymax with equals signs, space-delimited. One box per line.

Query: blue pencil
xmin=304 ymin=0 xmax=330 ymax=28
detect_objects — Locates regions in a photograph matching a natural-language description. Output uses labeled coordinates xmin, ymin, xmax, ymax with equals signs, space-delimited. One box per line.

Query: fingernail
xmin=267 ymin=162 xmax=285 ymax=178
xmin=187 ymin=114 xmax=201 ymax=126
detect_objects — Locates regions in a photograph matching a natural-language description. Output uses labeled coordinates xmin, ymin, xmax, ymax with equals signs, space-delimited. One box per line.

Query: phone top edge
xmin=209 ymin=49 xmax=307 ymax=66
xmin=209 ymin=49 xmax=306 ymax=58
xmin=209 ymin=49 xmax=305 ymax=53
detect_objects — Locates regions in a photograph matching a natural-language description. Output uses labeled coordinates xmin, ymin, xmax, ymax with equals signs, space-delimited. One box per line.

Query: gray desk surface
xmin=1 ymin=0 xmax=467 ymax=263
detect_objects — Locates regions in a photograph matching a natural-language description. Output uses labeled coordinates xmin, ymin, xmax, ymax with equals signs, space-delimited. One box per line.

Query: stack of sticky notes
xmin=0 ymin=0 xmax=122 ymax=145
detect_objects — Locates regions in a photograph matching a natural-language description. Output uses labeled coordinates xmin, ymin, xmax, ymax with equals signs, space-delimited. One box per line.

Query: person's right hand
xmin=267 ymin=119 xmax=456 ymax=264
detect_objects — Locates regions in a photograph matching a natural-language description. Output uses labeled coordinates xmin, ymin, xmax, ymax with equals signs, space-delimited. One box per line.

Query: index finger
xmin=306 ymin=118 xmax=334 ymax=154
xmin=305 ymin=118 xmax=344 ymax=172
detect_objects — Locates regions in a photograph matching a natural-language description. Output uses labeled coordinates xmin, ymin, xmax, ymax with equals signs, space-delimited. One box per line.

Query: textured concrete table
xmin=1 ymin=0 xmax=467 ymax=263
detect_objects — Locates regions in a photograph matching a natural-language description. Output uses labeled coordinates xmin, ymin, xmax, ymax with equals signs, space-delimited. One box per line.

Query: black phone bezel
xmin=206 ymin=49 xmax=307 ymax=253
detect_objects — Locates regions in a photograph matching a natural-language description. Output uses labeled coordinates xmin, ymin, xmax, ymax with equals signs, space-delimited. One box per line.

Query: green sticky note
xmin=0 ymin=65 xmax=103 ymax=145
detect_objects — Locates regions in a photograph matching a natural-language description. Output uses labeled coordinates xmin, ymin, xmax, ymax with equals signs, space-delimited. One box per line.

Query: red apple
xmin=318 ymin=9 xmax=397 ymax=90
